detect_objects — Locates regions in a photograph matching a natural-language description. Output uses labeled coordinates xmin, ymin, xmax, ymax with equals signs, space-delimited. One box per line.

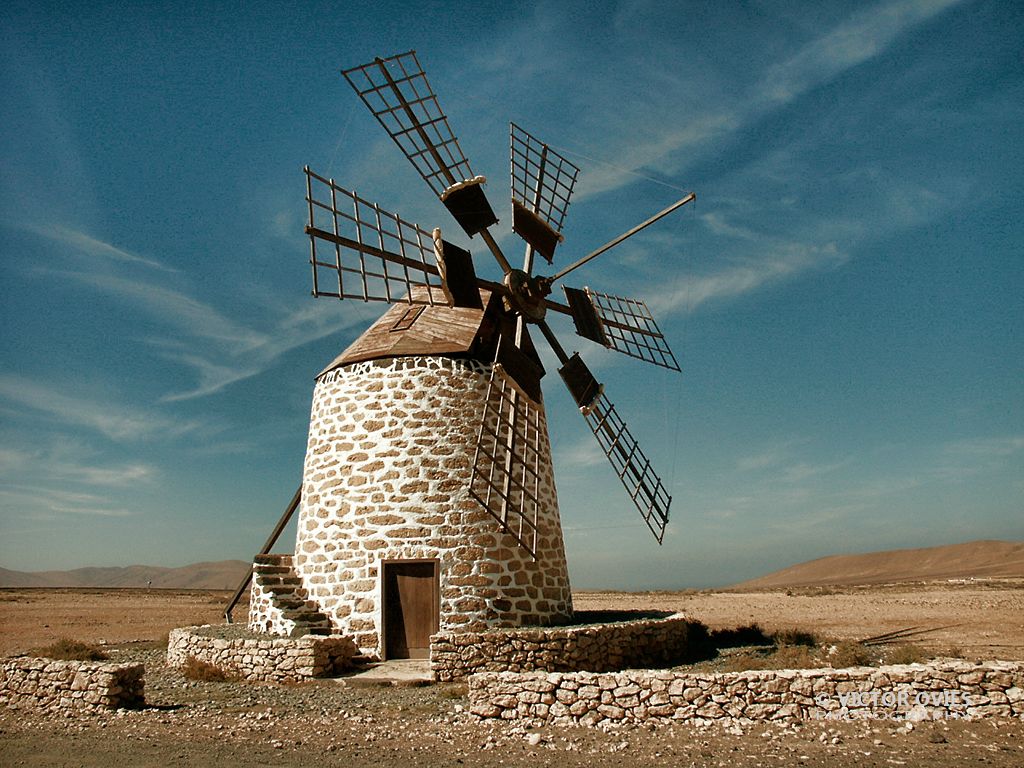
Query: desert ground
xmin=2 ymin=581 xmax=1023 ymax=767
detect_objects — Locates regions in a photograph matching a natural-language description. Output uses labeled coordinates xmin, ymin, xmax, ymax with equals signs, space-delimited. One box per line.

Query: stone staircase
xmin=252 ymin=554 xmax=332 ymax=637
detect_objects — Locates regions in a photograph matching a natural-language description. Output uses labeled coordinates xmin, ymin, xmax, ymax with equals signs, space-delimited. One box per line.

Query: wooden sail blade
xmin=305 ymin=167 xmax=443 ymax=304
xmin=430 ymin=230 xmax=483 ymax=309
xmin=469 ymin=364 xmax=543 ymax=557
xmin=509 ymin=123 xmax=579 ymax=263
xmin=574 ymin=288 xmax=681 ymax=371
xmin=582 ymin=391 xmax=671 ymax=544
xmin=342 ymin=51 xmax=498 ymax=237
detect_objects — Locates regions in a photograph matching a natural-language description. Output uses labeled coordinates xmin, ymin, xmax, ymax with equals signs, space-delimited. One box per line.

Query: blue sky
xmin=1 ymin=0 xmax=1021 ymax=588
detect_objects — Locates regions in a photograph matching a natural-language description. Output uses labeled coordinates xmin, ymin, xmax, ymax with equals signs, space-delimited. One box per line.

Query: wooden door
xmin=383 ymin=561 xmax=438 ymax=659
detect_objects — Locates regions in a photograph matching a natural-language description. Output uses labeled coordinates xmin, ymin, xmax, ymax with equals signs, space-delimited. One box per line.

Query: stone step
xmin=257 ymin=580 xmax=298 ymax=593
xmin=257 ymin=576 xmax=302 ymax=587
xmin=253 ymin=564 xmax=293 ymax=575
xmin=283 ymin=610 xmax=330 ymax=623
xmin=289 ymin=624 xmax=332 ymax=638
xmin=254 ymin=553 xmax=294 ymax=565
xmin=273 ymin=597 xmax=310 ymax=610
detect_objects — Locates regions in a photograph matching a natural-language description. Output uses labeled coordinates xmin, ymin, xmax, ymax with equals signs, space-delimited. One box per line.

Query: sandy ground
xmin=575 ymin=580 xmax=1024 ymax=661
xmin=1 ymin=582 xmax=1022 ymax=767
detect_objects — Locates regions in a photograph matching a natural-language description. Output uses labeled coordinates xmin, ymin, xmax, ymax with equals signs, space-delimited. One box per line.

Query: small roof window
xmin=391 ymin=305 xmax=426 ymax=332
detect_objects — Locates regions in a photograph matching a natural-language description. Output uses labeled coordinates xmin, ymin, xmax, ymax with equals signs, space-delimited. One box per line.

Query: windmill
xmin=246 ymin=51 xmax=695 ymax=659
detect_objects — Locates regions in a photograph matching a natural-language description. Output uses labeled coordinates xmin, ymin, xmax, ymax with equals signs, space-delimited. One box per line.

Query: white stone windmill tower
xmin=244 ymin=51 xmax=694 ymax=661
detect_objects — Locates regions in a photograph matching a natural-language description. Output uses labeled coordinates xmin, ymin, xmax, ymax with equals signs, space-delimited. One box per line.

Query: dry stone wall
xmin=1 ymin=657 xmax=144 ymax=711
xmin=431 ymin=615 xmax=710 ymax=681
xmin=468 ymin=660 xmax=1024 ymax=726
xmin=291 ymin=356 xmax=573 ymax=658
xmin=167 ymin=626 xmax=356 ymax=683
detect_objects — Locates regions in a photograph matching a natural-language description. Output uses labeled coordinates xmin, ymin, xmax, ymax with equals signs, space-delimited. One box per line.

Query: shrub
xmin=884 ymin=643 xmax=929 ymax=665
xmin=772 ymin=628 xmax=818 ymax=647
xmin=711 ymin=623 xmax=773 ymax=648
xmin=29 ymin=638 xmax=108 ymax=661
xmin=182 ymin=656 xmax=235 ymax=682
xmin=829 ymin=640 xmax=874 ymax=668
xmin=723 ymin=645 xmax=820 ymax=672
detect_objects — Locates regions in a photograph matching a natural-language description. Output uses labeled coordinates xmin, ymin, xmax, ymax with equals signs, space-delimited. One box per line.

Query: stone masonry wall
xmin=167 ymin=626 xmax=356 ymax=683
xmin=1 ymin=657 xmax=144 ymax=711
xmin=431 ymin=615 xmax=709 ymax=681
xmin=249 ymin=571 xmax=296 ymax=636
xmin=292 ymin=356 xmax=573 ymax=658
xmin=468 ymin=661 xmax=1024 ymax=726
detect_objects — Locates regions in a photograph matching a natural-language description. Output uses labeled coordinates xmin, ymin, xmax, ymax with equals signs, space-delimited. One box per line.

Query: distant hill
xmin=731 ymin=540 xmax=1024 ymax=590
xmin=0 ymin=560 xmax=251 ymax=590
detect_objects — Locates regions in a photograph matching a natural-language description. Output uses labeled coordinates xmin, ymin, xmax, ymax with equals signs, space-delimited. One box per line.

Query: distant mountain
xmin=731 ymin=540 xmax=1024 ymax=589
xmin=0 ymin=560 xmax=251 ymax=589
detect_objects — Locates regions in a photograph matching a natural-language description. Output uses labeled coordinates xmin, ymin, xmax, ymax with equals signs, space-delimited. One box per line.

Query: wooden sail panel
xmin=440 ymin=178 xmax=498 ymax=237
xmin=558 ymin=353 xmax=602 ymax=412
xmin=433 ymin=237 xmax=483 ymax=309
xmin=583 ymin=392 xmax=671 ymax=544
xmin=469 ymin=364 xmax=543 ymax=557
xmin=305 ymin=168 xmax=443 ymax=305
xmin=512 ymin=199 xmax=562 ymax=263
xmin=509 ymin=123 xmax=579 ymax=264
xmin=342 ymin=51 xmax=477 ymax=200
xmin=585 ymin=289 xmax=681 ymax=372
xmin=563 ymin=286 xmax=609 ymax=346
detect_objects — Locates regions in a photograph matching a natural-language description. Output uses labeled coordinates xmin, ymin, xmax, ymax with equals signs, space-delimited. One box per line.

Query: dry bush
xmin=772 ymin=628 xmax=818 ymax=647
xmin=710 ymin=623 xmax=773 ymax=648
xmin=182 ymin=656 xmax=235 ymax=682
xmin=723 ymin=645 xmax=821 ymax=672
xmin=29 ymin=638 xmax=109 ymax=661
xmin=882 ymin=643 xmax=929 ymax=665
xmin=829 ymin=640 xmax=874 ymax=668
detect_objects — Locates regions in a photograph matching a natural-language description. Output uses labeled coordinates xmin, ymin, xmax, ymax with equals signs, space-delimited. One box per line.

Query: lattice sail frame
xmin=583 ymin=392 xmax=671 ymax=543
xmin=509 ymin=123 xmax=580 ymax=261
xmin=342 ymin=51 xmax=475 ymax=198
xmin=305 ymin=167 xmax=443 ymax=304
xmin=469 ymin=363 xmax=545 ymax=557
xmin=586 ymin=289 xmax=681 ymax=371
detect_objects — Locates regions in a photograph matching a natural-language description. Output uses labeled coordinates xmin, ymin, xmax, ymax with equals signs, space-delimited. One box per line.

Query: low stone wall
xmin=1 ymin=657 xmax=144 ymax=711
xmin=167 ymin=626 xmax=357 ymax=683
xmin=469 ymin=660 xmax=1024 ymax=726
xmin=431 ymin=614 xmax=710 ymax=682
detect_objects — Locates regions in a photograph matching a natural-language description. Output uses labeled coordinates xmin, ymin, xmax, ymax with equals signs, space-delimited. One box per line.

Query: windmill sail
xmin=305 ymin=167 xmax=444 ymax=304
xmin=342 ymin=51 xmax=498 ymax=237
xmin=469 ymin=363 xmax=544 ymax=557
xmin=564 ymin=287 xmax=681 ymax=371
xmin=582 ymin=392 xmax=672 ymax=544
xmin=509 ymin=123 xmax=579 ymax=264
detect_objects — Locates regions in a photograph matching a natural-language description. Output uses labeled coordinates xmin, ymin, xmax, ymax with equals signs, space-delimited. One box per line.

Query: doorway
xmin=382 ymin=560 xmax=439 ymax=660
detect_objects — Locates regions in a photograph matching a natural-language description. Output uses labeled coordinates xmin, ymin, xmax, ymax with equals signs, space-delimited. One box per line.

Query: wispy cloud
xmin=929 ymin=435 xmax=1024 ymax=482
xmin=26 ymin=223 xmax=176 ymax=272
xmin=0 ymin=375 xmax=202 ymax=441
xmin=35 ymin=257 xmax=369 ymax=401
xmin=155 ymin=300 xmax=371 ymax=402
xmin=554 ymin=437 xmax=605 ymax=469
xmin=567 ymin=0 xmax=965 ymax=201
xmin=62 ymin=270 xmax=267 ymax=349
xmin=646 ymin=239 xmax=846 ymax=315
xmin=757 ymin=0 xmax=963 ymax=108
xmin=0 ymin=485 xmax=133 ymax=518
